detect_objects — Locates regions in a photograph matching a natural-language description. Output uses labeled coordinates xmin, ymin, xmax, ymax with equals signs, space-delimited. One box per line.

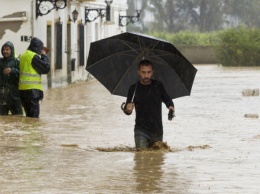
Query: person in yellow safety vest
xmin=19 ymin=37 xmax=50 ymax=118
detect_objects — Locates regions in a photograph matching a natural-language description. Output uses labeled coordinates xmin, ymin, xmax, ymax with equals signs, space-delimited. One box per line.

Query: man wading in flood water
xmin=0 ymin=41 xmax=23 ymax=115
xmin=19 ymin=37 xmax=50 ymax=118
xmin=122 ymin=60 xmax=175 ymax=149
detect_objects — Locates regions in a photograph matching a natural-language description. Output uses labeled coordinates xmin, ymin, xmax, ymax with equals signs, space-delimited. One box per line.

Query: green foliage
xmin=148 ymin=31 xmax=220 ymax=46
xmin=148 ymin=27 xmax=260 ymax=66
xmin=216 ymin=26 xmax=260 ymax=66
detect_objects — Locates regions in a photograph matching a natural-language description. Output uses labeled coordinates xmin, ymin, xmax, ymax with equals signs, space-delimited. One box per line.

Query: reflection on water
xmin=134 ymin=152 xmax=165 ymax=193
xmin=0 ymin=65 xmax=260 ymax=193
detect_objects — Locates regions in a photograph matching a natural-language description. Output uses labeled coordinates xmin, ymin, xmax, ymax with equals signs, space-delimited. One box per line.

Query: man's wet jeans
xmin=134 ymin=128 xmax=162 ymax=149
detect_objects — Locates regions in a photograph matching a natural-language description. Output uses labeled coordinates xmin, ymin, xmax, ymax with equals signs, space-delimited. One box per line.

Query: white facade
xmin=0 ymin=0 xmax=128 ymax=89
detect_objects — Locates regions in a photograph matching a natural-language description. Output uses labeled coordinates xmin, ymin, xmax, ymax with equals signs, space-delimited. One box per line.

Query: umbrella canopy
xmin=86 ymin=32 xmax=197 ymax=99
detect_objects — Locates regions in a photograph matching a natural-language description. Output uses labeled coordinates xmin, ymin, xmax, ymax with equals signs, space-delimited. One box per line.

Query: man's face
xmin=2 ymin=46 xmax=11 ymax=58
xmin=138 ymin=65 xmax=154 ymax=85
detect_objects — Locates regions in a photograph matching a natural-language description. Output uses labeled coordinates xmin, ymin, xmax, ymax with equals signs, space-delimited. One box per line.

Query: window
xmin=78 ymin=24 xmax=85 ymax=66
xmin=55 ymin=22 xmax=62 ymax=69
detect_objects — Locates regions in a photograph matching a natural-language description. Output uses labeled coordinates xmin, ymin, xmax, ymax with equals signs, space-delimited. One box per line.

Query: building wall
xmin=0 ymin=1 xmax=33 ymax=55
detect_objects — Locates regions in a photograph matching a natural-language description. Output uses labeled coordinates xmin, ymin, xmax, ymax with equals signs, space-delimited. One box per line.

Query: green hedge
xmin=215 ymin=26 xmax=260 ymax=66
xmin=148 ymin=28 xmax=260 ymax=66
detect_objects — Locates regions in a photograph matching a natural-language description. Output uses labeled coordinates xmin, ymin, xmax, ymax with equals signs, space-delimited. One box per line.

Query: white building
xmin=0 ymin=0 xmax=128 ymax=89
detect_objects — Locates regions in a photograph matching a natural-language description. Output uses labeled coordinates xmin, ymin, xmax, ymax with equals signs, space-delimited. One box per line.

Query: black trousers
xmin=19 ymin=89 xmax=43 ymax=118
xmin=22 ymin=99 xmax=40 ymax=118
xmin=0 ymin=88 xmax=23 ymax=115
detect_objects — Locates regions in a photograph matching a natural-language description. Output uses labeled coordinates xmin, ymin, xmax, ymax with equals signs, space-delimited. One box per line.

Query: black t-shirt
xmin=126 ymin=80 xmax=174 ymax=137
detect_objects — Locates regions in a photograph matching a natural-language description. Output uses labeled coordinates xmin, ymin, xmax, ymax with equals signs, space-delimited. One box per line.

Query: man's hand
xmin=3 ymin=68 xmax=12 ymax=75
xmin=41 ymin=50 xmax=46 ymax=55
xmin=121 ymin=102 xmax=134 ymax=115
xmin=126 ymin=103 xmax=134 ymax=112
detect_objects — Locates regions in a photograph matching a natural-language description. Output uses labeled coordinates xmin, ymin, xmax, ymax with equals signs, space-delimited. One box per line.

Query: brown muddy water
xmin=0 ymin=65 xmax=260 ymax=193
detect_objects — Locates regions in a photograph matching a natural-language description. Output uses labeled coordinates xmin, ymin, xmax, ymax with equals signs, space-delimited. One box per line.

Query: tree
xmin=127 ymin=0 xmax=260 ymax=33
xmin=224 ymin=0 xmax=260 ymax=28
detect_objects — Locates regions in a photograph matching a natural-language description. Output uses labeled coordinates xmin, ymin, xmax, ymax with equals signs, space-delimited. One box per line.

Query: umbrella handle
xmin=121 ymin=102 xmax=126 ymax=111
xmin=121 ymin=102 xmax=132 ymax=115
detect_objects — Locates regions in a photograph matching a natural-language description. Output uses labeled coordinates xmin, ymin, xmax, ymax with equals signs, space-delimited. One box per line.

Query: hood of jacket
xmin=1 ymin=41 xmax=15 ymax=59
xmin=28 ymin=37 xmax=43 ymax=55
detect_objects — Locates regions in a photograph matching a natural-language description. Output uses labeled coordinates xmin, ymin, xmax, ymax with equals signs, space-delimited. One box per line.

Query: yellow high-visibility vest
xmin=19 ymin=50 xmax=42 ymax=91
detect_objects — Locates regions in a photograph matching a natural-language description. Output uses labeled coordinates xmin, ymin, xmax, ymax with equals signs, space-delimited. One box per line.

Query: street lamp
xmin=119 ymin=0 xmax=142 ymax=26
xmin=71 ymin=8 xmax=79 ymax=23
xmin=85 ymin=0 xmax=113 ymax=23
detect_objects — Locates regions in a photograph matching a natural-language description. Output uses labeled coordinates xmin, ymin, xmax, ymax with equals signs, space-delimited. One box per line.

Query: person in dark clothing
xmin=0 ymin=41 xmax=23 ymax=115
xmin=19 ymin=37 xmax=50 ymax=118
xmin=122 ymin=60 xmax=175 ymax=149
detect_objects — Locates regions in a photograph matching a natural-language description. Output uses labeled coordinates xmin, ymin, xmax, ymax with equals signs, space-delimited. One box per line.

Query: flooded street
xmin=1 ymin=65 xmax=260 ymax=193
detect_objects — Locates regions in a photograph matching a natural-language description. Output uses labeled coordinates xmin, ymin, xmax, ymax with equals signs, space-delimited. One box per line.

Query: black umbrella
xmin=86 ymin=32 xmax=197 ymax=99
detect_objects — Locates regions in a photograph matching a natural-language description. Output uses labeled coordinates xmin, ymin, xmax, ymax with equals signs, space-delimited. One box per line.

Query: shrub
xmin=215 ymin=26 xmax=260 ymax=66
